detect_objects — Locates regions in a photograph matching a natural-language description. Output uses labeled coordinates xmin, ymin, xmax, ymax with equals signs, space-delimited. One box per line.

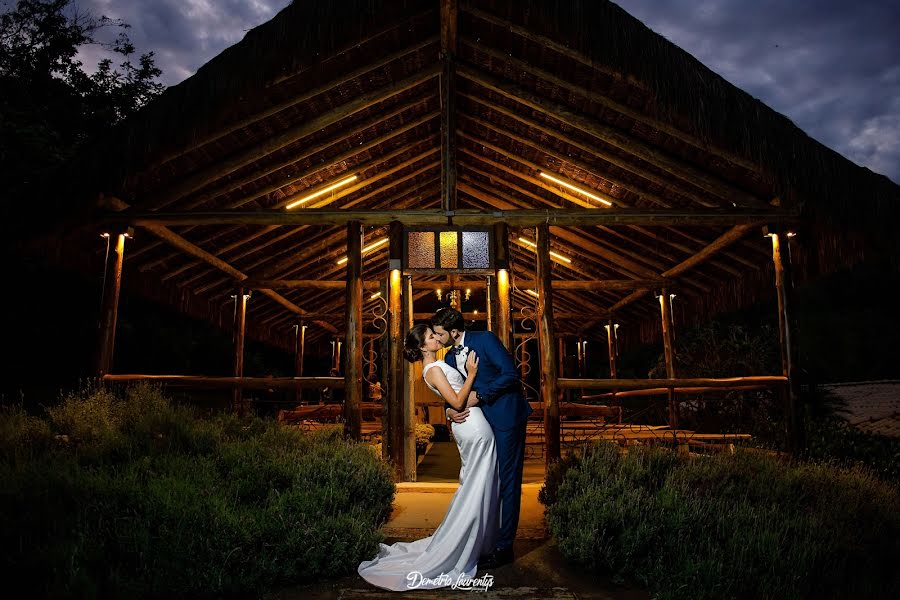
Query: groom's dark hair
xmin=432 ymin=307 xmax=465 ymax=332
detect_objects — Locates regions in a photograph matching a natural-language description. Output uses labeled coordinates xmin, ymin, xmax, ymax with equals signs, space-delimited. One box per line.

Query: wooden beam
xmin=440 ymin=0 xmax=458 ymax=211
xmin=536 ymin=223 xmax=561 ymax=465
xmin=144 ymin=65 xmax=440 ymax=210
xmin=344 ymin=222 xmax=363 ymax=440
xmin=102 ymin=374 xmax=344 ymax=390
xmin=214 ymin=112 xmax=439 ymax=211
xmin=459 ymin=108 xmax=709 ymax=208
xmin=106 ymin=208 xmax=796 ymax=228
xmin=611 ymin=223 xmax=760 ymax=312
xmin=99 ymin=196 xmax=337 ymax=333
xmin=160 ymin=37 xmax=439 ymax=172
xmin=457 ymin=64 xmax=769 ymax=208
xmin=558 ymin=376 xmax=787 ymax=390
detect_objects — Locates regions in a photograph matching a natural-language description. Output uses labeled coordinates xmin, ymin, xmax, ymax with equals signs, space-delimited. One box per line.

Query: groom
xmin=431 ymin=307 xmax=532 ymax=569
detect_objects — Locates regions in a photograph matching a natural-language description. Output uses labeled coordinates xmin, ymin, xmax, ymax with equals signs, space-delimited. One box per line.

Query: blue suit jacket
xmin=445 ymin=330 xmax=532 ymax=431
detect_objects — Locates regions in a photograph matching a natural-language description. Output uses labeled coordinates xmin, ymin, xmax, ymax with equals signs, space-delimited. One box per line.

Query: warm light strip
xmin=337 ymin=237 xmax=389 ymax=265
xmin=517 ymin=237 xmax=573 ymax=264
xmin=285 ymin=175 xmax=358 ymax=209
xmin=525 ymin=289 xmax=539 ymax=298
xmin=538 ymin=172 xmax=613 ymax=206
xmin=370 ymin=291 xmax=382 ymax=299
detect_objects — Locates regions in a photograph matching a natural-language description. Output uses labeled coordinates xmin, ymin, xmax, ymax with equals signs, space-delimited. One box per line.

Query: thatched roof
xmin=55 ymin=0 xmax=898 ymax=353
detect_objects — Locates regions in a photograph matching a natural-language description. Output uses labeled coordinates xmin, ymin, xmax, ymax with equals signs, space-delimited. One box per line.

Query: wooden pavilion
xmin=56 ymin=0 xmax=898 ymax=481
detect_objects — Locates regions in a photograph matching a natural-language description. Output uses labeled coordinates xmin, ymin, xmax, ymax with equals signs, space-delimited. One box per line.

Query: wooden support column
xmin=403 ymin=274 xmax=416 ymax=481
xmin=233 ymin=288 xmax=248 ymax=416
xmin=771 ymin=230 xmax=804 ymax=453
xmin=440 ymin=0 xmax=458 ymax=211
xmin=344 ymin=221 xmax=363 ymax=440
xmin=485 ymin=275 xmax=493 ymax=331
xmin=494 ymin=222 xmax=512 ymax=350
xmin=294 ymin=322 xmax=306 ymax=403
xmin=659 ymin=288 xmax=678 ymax=429
xmin=559 ymin=337 xmax=570 ymax=403
xmin=536 ymin=224 xmax=560 ymax=465
xmin=386 ymin=222 xmax=405 ymax=479
xmin=606 ymin=320 xmax=618 ymax=378
xmin=96 ymin=231 xmax=128 ymax=377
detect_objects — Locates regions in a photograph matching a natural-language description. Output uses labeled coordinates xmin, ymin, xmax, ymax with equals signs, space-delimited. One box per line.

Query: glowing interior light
xmin=370 ymin=291 xmax=382 ymax=300
xmin=517 ymin=237 xmax=573 ymax=263
xmin=525 ymin=289 xmax=539 ymax=298
xmin=336 ymin=237 xmax=389 ymax=265
xmin=285 ymin=175 xmax=358 ymax=209
xmin=538 ymin=172 xmax=613 ymax=206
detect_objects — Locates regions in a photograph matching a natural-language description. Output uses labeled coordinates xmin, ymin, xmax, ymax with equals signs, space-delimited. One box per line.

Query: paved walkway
xmin=266 ymin=442 xmax=648 ymax=599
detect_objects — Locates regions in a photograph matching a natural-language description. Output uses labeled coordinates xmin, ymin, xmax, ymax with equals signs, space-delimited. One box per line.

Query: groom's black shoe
xmin=478 ymin=547 xmax=514 ymax=569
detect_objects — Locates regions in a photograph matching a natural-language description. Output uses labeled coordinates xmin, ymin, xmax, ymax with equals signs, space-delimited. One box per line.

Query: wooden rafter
xmin=143 ymin=65 xmax=440 ymax=210
xmin=457 ymin=64 xmax=772 ymax=209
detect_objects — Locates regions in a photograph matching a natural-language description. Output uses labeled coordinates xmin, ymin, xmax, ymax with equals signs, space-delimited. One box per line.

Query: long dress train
xmin=358 ymin=361 xmax=500 ymax=591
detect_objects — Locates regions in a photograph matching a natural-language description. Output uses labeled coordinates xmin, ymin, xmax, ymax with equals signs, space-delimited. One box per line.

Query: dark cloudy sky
xmin=77 ymin=0 xmax=899 ymax=183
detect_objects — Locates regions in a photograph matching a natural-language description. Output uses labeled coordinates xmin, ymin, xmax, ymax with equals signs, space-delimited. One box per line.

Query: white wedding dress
xmin=358 ymin=361 xmax=500 ymax=591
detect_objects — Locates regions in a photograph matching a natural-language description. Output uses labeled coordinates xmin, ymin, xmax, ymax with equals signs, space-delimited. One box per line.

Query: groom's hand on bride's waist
xmin=446 ymin=406 xmax=470 ymax=424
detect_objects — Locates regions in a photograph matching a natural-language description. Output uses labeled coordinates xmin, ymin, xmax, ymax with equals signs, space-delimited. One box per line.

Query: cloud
xmin=615 ymin=0 xmax=900 ymax=182
xmin=75 ymin=0 xmax=290 ymax=85
xmin=70 ymin=0 xmax=899 ymax=183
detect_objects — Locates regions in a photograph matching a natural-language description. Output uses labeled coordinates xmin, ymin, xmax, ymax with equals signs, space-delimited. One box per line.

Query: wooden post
xmin=558 ymin=337 xmax=568 ymax=403
xmin=771 ymin=230 xmax=804 ymax=453
xmin=295 ymin=323 xmax=306 ymax=403
xmin=494 ymin=222 xmax=512 ymax=350
xmin=233 ymin=288 xmax=248 ymax=416
xmin=96 ymin=231 xmax=127 ymax=377
xmin=344 ymin=221 xmax=363 ymax=440
xmin=536 ymin=224 xmax=560 ymax=465
xmin=386 ymin=222 xmax=405 ymax=479
xmin=659 ymin=289 xmax=677 ymax=429
xmin=485 ymin=275 xmax=493 ymax=332
xmin=606 ymin=320 xmax=618 ymax=378
xmin=404 ymin=274 xmax=416 ymax=481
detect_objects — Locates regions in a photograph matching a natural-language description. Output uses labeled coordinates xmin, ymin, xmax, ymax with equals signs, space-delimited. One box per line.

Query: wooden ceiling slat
xmin=459 ymin=32 xmax=762 ymax=178
xmin=459 ymin=93 xmax=711 ymax=208
xmin=192 ymin=106 xmax=438 ymax=211
xmin=153 ymin=35 xmax=439 ymax=174
xmin=610 ymin=224 xmax=759 ymax=312
xmin=144 ymin=65 xmax=440 ymax=210
xmin=457 ymin=64 xmax=772 ymax=210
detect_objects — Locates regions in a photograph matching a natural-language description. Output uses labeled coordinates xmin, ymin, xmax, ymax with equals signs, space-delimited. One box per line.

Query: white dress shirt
xmin=453 ymin=331 xmax=468 ymax=376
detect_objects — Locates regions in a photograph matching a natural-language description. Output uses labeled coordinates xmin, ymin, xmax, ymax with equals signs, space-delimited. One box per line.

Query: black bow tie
xmin=450 ymin=345 xmax=466 ymax=356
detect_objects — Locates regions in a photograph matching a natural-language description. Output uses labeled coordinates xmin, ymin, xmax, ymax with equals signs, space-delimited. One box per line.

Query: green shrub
xmin=542 ymin=442 xmax=900 ymax=600
xmin=0 ymin=384 xmax=395 ymax=598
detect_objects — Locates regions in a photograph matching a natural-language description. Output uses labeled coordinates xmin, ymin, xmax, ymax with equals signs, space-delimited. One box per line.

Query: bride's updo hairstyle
xmin=404 ymin=322 xmax=432 ymax=363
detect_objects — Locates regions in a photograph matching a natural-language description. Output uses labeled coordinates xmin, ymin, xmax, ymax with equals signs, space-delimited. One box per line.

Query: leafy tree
xmin=0 ymin=0 xmax=163 ymax=194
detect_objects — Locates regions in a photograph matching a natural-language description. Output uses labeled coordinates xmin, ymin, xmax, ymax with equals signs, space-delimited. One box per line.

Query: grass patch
xmin=541 ymin=443 xmax=900 ymax=600
xmin=0 ymin=383 xmax=394 ymax=598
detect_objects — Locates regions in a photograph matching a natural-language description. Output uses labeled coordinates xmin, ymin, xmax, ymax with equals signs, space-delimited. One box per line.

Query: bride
xmin=358 ymin=323 xmax=500 ymax=591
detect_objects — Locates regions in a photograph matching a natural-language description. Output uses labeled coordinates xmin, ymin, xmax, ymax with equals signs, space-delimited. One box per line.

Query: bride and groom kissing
xmin=358 ymin=307 xmax=533 ymax=591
